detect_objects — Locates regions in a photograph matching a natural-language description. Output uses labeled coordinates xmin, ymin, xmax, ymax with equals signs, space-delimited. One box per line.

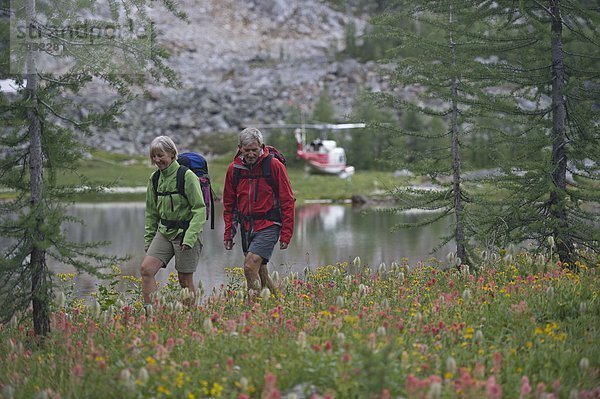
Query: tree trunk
xmin=549 ymin=0 xmax=574 ymax=265
xmin=26 ymin=0 xmax=50 ymax=336
xmin=448 ymin=6 xmax=467 ymax=266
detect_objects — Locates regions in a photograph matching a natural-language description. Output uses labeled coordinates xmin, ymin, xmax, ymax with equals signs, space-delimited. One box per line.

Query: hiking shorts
xmin=147 ymin=232 xmax=203 ymax=274
xmin=245 ymin=224 xmax=282 ymax=263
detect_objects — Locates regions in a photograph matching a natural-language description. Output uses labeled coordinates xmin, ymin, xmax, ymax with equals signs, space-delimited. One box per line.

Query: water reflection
xmin=48 ymin=202 xmax=453 ymax=296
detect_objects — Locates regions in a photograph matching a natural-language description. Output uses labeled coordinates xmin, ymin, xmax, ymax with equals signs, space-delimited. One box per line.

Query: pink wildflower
xmin=262 ymin=372 xmax=281 ymax=399
xmin=474 ymin=362 xmax=486 ymax=379
xmin=285 ymin=319 xmax=296 ymax=332
xmin=536 ymin=382 xmax=546 ymax=398
xmin=511 ymin=301 xmax=529 ymax=315
xmin=406 ymin=374 xmax=421 ymax=393
xmin=520 ymin=376 xmax=532 ymax=398
xmin=492 ymin=352 xmax=503 ymax=375
xmin=72 ymin=363 xmax=84 ymax=378
xmin=227 ymin=319 xmax=237 ymax=333
xmin=552 ymin=380 xmax=561 ymax=396
xmin=486 ymin=376 xmax=502 ymax=399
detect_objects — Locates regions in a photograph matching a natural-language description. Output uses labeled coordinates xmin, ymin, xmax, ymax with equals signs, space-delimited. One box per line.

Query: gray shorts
xmin=146 ymin=232 xmax=203 ymax=273
xmin=245 ymin=224 xmax=281 ymax=263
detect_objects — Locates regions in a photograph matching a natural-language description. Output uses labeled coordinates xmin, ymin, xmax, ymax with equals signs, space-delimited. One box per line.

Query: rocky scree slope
xmin=81 ymin=0 xmax=399 ymax=155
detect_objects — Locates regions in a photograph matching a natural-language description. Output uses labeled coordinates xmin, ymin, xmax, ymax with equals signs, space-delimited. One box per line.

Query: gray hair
xmin=239 ymin=127 xmax=264 ymax=147
xmin=149 ymin=135 xmax=178 ymax=162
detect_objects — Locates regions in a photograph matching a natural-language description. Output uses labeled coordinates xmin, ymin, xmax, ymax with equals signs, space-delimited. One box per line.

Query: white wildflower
xmin=181 ymin=287 xmax=190 ymax=301
xmin=55 ymin=291 xmax=66 ymax=308
xmin=174 ymin=301 xmax=184 ymax=313
xmin=138 ymin=367 xmax=149 ymax=385
xmin=270 ymin=271 xmax=280 ymax=285
xmin=446 ymin=356 xmax=457 ymax=375
xmin=297 ymin=331 xmax=307 ymax=348
xmin=428 ymin=381 xmax=442 ymax=399
xmin=579 ymin=357 xmax=589 ymax=373
xmin=260 ymin=288 xmax=271 ymax=302
xmin=203 ymin=317 xmax=213 ymax=332
xmin=91 ymin=300 xmax=101 ymax=318
xmin=462 ymin=289 xmax=472 ymax=302
xmin=474 ymin=330 xmax=484 ymax=343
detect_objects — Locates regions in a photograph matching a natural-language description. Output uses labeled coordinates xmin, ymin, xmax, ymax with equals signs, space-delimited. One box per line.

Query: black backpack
xmin=232 ymin=145 xmax=286 ymax=197
xmin=152 ymin=152 xmax=215 ymax=229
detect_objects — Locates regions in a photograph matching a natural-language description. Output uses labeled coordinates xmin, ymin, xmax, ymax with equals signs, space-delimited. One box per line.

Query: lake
xmin=51 ymin=202 xmax=453 ymax=296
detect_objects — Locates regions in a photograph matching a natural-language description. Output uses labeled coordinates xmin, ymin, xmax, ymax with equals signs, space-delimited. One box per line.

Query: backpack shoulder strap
xmin=208 ymin=186 xmax=215 ymax=229
xmin=151 ymin=170 xmax=160 ymax=200
xmin=176 ymin=165 xmax=189 ymax=200
xmin=232 ymin=164 xmax=244 ymax=192
xmin=231 ymin=155 xmax=277 ymax=193
xmin=262 ymin=153 xmax=277 ymax=192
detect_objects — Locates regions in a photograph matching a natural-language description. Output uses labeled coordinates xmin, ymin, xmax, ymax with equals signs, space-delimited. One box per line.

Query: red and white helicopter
xmin=259 ymin=123 xmax=366 ymax=178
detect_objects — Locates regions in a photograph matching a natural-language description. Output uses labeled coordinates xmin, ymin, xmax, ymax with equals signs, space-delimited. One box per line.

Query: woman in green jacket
xmin=141 ymin=136 xmax=206 ymax=306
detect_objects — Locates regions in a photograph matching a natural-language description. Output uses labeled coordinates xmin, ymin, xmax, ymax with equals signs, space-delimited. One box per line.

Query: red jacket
xmin=223 ymin=148 xmax=295 ymax=244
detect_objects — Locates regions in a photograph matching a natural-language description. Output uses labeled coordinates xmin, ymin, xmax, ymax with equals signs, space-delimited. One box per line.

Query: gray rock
xmin=60 ymin=0 xmax=401 ymax=154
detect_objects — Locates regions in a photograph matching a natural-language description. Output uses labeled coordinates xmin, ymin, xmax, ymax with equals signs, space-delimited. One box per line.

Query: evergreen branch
xmin=531 ymin=0 xmax=552 ymax=17
xmin=38 ymin=98 xmax=93 ymax=128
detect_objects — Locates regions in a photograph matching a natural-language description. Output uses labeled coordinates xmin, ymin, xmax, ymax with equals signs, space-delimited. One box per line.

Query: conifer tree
xmin=472 ymin=0 xmax=600 ymax=265
xmin=0 ymin=0 xmax=184 ymax=335
xmin=374 ymin=1 xmax=599 ymax=265
xmin=349 ymin=91 xmax=393 ymax=170
xmin=373 ymin=2 xmax=509 ymax=265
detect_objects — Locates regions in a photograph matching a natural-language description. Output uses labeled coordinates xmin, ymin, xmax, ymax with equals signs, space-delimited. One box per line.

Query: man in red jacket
xmin=223 ymin=127 xmax=295 ymax=298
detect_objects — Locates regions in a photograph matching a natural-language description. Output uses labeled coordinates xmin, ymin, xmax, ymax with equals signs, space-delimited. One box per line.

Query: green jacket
xmin=144 ymin=160 xmax=206 ymax=248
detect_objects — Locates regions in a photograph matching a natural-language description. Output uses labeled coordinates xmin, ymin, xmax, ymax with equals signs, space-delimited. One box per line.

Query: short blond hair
xmin=149 ymin=136 xmax=178 ymax=162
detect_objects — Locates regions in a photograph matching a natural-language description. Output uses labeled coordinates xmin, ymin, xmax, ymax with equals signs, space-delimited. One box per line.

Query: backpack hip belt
xmin=160 ymin=218 xmax=192 ymax=244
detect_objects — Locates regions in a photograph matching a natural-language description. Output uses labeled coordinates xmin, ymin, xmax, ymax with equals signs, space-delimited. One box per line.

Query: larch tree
xmin=373 ymin=1 xmax=513 ymax=266
xmin=471 ymin=1 xmax=600 ymax=266
xmin=348 ymin=90 xmax=393 ymax=171
xmin=374 ymin=0 xmax=599 ymax=266
xmin=0 ymin=0 xmax=184 ymax=336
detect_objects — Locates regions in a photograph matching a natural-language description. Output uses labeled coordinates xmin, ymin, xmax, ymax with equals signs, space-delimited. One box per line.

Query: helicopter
xmin=257 ymin=123 xmax=366 ymax=178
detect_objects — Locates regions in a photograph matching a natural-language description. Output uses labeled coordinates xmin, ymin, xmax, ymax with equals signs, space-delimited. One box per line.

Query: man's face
xmin=239 ymin=141 xmax=262 ymax=165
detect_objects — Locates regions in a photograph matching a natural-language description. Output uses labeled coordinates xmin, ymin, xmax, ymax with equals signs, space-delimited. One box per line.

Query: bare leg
xmin=259 ymin=263 xmax=276 ymax=293
xmin=140 ymin=255 xmax=164 ymax=304
xmin=244 ymin=252 xmax=263 ymax=299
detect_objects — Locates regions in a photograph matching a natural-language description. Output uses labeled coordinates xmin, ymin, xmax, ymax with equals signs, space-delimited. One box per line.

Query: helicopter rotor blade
xmin=253 ymin=123 xmax=366 ymax=130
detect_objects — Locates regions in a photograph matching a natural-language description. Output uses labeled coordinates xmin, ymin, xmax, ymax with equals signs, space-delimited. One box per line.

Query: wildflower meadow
xmin=1 ymin=252 xmax=598 ymax=399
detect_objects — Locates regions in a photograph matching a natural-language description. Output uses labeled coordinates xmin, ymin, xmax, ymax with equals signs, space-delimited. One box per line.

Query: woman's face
xmin=152 ymin=150 xmax=175 ymax=171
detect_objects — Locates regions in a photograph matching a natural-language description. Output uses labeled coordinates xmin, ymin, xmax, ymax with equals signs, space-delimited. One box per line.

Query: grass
xmin=4 ymin=150 xmax=409 ymax=203
xmin=1 ymin=253 xmax=598 ymax=398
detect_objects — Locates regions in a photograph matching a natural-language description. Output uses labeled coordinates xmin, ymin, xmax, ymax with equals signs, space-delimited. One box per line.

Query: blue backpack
xmin=152 ymin=152 xmax=215 ymax=229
